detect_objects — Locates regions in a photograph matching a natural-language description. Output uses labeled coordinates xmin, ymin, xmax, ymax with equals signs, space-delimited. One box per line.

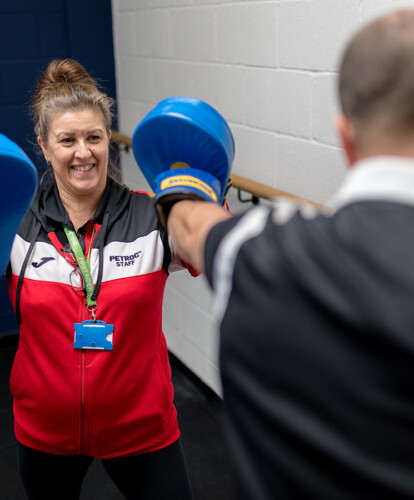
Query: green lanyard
xmin=63 ymin=224 xmax=97 ymax=316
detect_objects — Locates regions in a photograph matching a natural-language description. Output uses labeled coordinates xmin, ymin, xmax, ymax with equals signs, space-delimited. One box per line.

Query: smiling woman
xmin=32 ymin=59 xmax=116 ymax=231
xmin=5 ymin=59 xmax=195 ymax=500
xmin=38 ymin=109 xmax=111 ymax=230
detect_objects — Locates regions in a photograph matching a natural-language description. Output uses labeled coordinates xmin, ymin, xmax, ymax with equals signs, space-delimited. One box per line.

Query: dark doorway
xmin=0 ymin=0 xmax=117 ymax=335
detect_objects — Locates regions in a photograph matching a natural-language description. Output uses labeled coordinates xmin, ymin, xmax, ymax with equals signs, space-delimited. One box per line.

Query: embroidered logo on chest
xmin=32 ymin=256 xmax=56 ymax=268
xmin=109 ymin=251 xmax=142 ymax=267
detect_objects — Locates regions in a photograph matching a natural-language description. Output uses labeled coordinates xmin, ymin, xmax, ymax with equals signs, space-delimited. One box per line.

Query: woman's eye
xmin=89 ymin=135 xmax=102 ymax=142
xmin=61 ymin=137 xmax=74 ymax=144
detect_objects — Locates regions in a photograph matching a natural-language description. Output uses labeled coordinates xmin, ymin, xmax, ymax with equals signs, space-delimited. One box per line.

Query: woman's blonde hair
xmin=31 ymin=58 xmax=121 ymax=185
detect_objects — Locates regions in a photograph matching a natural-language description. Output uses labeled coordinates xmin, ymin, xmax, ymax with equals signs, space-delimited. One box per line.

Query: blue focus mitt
xmin=0 ymin=134 xmax=38 ymax=273
xmin=132 ymin=97 xmax=235 ymax=227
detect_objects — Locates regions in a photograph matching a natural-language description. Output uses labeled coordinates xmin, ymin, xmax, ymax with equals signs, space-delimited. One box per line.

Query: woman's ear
xmin=335 ymin=114 xmax=357 ymax=167
xmin=37 ymin=137 xmax=50 ymax=164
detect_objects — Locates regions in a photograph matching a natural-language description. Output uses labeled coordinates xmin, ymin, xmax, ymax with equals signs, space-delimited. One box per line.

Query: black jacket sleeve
xmin=204 ymin=213 xmax=245 ymax=290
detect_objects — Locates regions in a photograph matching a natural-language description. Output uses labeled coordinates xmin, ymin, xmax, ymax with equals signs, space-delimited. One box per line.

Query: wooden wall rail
xmin=111 ymin=130 xmax=324 ymax=209
xmin=112 ymin=131 xmax=132 ymax=149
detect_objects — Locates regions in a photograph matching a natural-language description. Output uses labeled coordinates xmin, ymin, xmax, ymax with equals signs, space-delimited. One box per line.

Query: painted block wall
xmin=111 ymin=0 xmax=414 ymax=395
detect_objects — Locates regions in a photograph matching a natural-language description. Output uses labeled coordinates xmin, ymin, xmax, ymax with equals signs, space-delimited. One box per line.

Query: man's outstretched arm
xmin=168 ymin=200 xmax=232 ymax=273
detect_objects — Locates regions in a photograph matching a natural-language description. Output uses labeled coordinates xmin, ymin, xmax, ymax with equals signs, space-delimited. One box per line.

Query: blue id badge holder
xmin=63 ymin=224 xmax=114 ymax=351
xmin=74 ymin=320 xmax=114 ymax=350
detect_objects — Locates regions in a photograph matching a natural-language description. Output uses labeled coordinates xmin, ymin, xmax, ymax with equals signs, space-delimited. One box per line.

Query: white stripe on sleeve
xmin=212 ymin=206 xmax=270 ymax=323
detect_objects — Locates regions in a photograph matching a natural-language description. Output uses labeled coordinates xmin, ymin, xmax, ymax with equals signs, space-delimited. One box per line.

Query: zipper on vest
xmin=81 ymin=351 xmax=87 ymax=455
xmin=80 ymin=298 xmax=89 ymax=455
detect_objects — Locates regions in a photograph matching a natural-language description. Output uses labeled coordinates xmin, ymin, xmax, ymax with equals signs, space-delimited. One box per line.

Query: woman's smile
xmin=71 ymin=163 xmax=95 ymax=172
xmin=38 ymin=108 xmax=111 ymax=200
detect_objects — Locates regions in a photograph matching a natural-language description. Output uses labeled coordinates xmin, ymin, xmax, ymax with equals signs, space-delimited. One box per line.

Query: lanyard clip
xmin=88 ymin=305 xmax=98 ymax=322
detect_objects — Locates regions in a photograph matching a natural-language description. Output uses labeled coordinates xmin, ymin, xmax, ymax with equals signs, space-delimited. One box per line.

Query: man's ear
xmin=335 ymin=114 xmax=357 ymax=167
xmin=37 ymin=137 xmax=50 ymax=164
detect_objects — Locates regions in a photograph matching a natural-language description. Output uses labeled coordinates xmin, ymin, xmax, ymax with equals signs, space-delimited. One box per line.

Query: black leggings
xmin=17 ymin=439 xmax=194 ymax=500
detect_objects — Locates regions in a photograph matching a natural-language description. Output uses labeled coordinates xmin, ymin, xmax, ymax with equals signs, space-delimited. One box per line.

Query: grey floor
xmin=0 ymin=333 xmax=235 ymax=500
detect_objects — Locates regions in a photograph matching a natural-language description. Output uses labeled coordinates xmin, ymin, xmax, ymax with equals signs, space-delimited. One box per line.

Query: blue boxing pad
xmin=132 ymin=97 xmax=235 ymax=226
xmin=0 ymin=134 xmax=38 ymax=273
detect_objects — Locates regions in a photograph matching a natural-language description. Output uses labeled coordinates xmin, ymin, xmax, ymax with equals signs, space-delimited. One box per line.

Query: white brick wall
xmin=218 ymin=4 xmax=278 ymax=66
xmin=278 ymin=1 xmax=361 ymax=72
xmin=111 ymin=0 xmax=414 ymax=394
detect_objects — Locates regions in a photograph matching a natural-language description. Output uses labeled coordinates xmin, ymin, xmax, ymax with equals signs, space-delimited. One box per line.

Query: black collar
xmin=41 ymin=179 xmax=115 ymax=232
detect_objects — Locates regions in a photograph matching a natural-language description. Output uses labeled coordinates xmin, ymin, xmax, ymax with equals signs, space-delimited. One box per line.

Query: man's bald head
xmin=338 ymin=9 xmax=414 ymax=155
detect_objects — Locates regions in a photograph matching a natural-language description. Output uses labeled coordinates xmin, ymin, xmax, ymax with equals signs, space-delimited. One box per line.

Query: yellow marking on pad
xmin=170 ymin=162 xmax=191 ymax=169
xmin=160 ymin=175 xmax=217 ymax=202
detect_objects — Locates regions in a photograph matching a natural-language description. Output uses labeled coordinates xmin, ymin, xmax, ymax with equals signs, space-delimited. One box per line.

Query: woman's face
xmin=39 ymin=108 xmax=111 ymax=200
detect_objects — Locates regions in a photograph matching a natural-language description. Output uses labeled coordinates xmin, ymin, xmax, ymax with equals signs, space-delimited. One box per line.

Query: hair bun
xmin=31 ymin=58 xmax=113 ymax=141
xmin=43 ymin=59 xmax=96 ymax=88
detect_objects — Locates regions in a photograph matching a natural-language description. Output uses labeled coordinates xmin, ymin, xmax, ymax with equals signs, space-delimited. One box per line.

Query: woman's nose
xmin=74 ymin=140 xmax=90 ymax=158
